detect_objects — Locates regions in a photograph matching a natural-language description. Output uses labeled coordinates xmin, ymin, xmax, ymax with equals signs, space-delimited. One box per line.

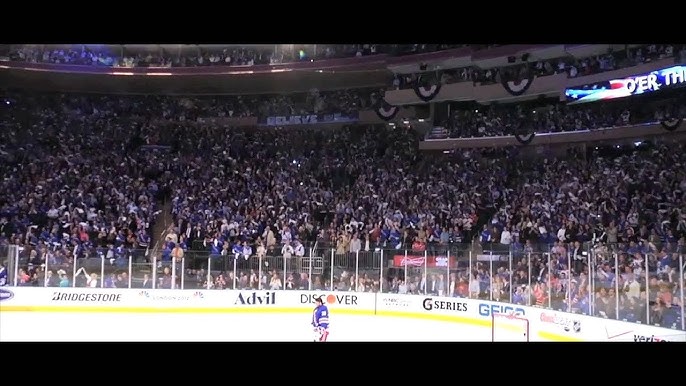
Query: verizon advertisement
xmin=392 ymin=254 xmax=456 ymax=268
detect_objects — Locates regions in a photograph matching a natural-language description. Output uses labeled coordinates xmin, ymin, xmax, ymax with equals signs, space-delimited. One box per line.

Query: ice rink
xmin=0 ymin=311 xmax=492 ymax=342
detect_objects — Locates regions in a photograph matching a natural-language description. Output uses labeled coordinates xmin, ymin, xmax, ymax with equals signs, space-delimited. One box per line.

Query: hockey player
xmin=312 ymin=296 xmax=330 ymax=342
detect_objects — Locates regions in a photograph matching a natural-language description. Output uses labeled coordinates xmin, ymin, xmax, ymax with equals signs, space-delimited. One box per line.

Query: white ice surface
xmin=0 ymin=311 xmax=492 ymax=342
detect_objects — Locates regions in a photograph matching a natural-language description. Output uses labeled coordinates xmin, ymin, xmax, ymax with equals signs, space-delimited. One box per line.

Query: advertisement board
xmin=233 ymin=291 xmax=278 ymax=306
xmin=1 ymin=287 xmax=683 ymax=341
xmin=376 ymin=293 xmax=475 ymax=324
xmin=392 ymin=254 xmax=457 ymax=268
xmin=524 ymin=307 xmax=683 ymax=342
xmin=564 ymin=65 xmax=686 ymax=104
xmin=259 ymin=112 xmax=359 ymax=127
xmin=502 ymin=304 xmax=684 ymax=342
xmin=295 ymin=291 xmax=375 ymax=312
xmin=1 ymin=287 xmax=216 ymax=310
xmin=478 ymin=303 xmax=526 ymax=317
xmin=538 ymin=310 xmax=582 ymax=334
xmin=0 ymin=288 xmax=375 ymax=314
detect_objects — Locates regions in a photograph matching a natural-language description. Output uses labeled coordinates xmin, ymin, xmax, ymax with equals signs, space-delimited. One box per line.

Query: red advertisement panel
xmin=392 ymin=255 xmax=456 ymax=268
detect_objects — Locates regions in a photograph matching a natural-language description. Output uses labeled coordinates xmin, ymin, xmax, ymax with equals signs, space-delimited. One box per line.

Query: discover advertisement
xmin=300 ymin=293 xmax=358 ymax=306
xmin=292 ymin=291 xmax=374 ymax=311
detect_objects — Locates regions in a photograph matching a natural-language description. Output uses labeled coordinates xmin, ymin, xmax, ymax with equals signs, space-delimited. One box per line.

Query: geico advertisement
xmin=478 ymin=303 xmax=526 ymax=317
xmin=295 ymin=291 xmax=375 ymax=309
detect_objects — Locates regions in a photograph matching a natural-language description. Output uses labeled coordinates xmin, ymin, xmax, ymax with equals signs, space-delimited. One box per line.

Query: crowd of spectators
xmin=1 ymin=88 xmax=382 ymax=124
xmin=428 ymin=86 xmax=686 ymax=139
xmin=394 ymin=44 xmax=684 ymax=91
xmin=382 ymin=143 xmax=686 ymax=328
xmin=0 ymin=44 xmax=477 ymax=68
xmin=0 ymin=88 xmax=684 ymax=330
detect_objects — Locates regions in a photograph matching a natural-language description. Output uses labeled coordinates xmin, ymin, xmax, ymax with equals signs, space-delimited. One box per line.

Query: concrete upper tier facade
xmin=0 ymin=44 xmax=627 ymax=95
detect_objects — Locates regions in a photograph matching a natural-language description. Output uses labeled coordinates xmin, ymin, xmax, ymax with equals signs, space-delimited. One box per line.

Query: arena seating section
xmin=0 ymin=43 xmax=684 ymax=331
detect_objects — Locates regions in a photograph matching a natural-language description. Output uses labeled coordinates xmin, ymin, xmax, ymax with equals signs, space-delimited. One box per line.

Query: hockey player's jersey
xmin=312 ymin=304 xmax=330 ymax=329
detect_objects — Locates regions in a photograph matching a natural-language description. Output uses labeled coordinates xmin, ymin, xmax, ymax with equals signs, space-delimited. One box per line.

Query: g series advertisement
xmin=564 ymin=65 xmax=686 ymax=104
xmin=422 ymin=297 xmax=468 ymax=312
